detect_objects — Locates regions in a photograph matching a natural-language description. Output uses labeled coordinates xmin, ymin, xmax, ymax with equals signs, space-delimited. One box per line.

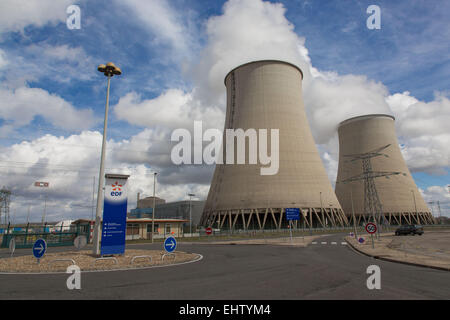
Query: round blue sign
xmin=358 ymin=237 xmax=365 ymax=244
xmin=164 ymin=236 xmax=177 ymax=253
xmin=32 ymin=239 xmax=47 ymax=259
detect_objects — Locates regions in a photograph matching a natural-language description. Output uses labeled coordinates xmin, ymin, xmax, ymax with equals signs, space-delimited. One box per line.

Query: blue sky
xmin=0 ymin=0 xmax=448 ymax=222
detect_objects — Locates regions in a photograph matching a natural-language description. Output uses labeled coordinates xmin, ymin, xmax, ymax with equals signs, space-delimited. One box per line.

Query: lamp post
xmin=411 ymin=190 xmax=417 ymax=224
xmin=152 ymin=172 xmax=157 ymax=243
xmin=188 ymin=193 xmax=195 ymax=236
xmin=92 ymin=62 xmax=122 ymax=256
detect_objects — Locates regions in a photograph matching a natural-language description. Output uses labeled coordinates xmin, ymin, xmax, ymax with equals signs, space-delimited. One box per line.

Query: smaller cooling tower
xmin=335 ymin=114 xmax=435 ymax=225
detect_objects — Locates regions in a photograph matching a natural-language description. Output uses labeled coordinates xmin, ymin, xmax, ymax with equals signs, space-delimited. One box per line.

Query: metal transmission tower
xmin=338 ymin=144 xmax=405 ymax=234
xmin=0 ymin=187 xmax=12 ymax=226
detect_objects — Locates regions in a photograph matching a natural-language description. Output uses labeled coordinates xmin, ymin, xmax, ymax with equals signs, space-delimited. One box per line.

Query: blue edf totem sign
xmin=100 ymin=174 xmax=130 ymax=256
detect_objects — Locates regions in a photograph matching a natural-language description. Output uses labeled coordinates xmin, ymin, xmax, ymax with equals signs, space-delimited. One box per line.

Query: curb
xmin=345 ymin=238 xmax=450 ymax=272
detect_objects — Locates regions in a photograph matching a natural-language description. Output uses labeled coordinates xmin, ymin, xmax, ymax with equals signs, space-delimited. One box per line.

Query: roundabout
xmin=0 ymin=249 xmax=202 ymax=274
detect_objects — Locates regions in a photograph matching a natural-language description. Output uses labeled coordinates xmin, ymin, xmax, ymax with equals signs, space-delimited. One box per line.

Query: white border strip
xmin=0 ymin=254 xmax=203 ymax=275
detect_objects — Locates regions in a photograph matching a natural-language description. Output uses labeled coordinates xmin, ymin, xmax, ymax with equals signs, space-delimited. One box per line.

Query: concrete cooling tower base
xmin=201 ymin=207 xmax=348 ymax=231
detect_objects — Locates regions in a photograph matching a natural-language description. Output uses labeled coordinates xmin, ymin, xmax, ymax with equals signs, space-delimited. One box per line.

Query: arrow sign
xmin=164 ymin=236 xmax=177 ymax=253
xmin=32 ymin=239 xmax=47 ymax=259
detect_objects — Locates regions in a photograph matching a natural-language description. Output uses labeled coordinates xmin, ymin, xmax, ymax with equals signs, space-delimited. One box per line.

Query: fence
xmin=0 ymin=223 xmax=89 ymax=249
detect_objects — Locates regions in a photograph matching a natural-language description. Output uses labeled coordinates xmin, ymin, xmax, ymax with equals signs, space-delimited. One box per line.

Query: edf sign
xmin=100 ymin=174 xmax=130 ymax=255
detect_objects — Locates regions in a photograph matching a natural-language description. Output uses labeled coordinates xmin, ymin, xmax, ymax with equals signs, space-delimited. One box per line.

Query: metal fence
xmin=0 ymin=223 xmax=89 ymax=249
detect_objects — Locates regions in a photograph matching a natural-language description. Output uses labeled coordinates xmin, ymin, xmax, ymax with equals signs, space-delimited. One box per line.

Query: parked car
xmin=395 ymin=224 xmax=424 ymax=236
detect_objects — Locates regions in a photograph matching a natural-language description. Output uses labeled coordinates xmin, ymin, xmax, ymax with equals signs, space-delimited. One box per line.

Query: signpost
xmin=365 ymin=222 xmax=377 ymax=249
xmin=205 ymin=227 xmax=213 ymax=235
xmin=100 ymin=174 xmax=130 ymax=256
xmin=286 ymin=208 xmax=300 ymax=244
xmin=164 ymin=236 xmax=177 ymax=253
xmin=34 ymin=181 xmax=49 ymax=225
xmin=32 ymin=239 xmax=47 ymax=263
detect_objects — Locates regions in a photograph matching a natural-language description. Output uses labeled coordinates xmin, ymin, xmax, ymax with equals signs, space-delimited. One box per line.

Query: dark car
xmin=395 ymin=224 xmax=424 ymax=236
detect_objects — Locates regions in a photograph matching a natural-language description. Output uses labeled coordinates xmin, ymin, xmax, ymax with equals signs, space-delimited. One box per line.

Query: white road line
xmin=331 ymin=242 xmax=337 ymax=245
xmin=341 ymin=242 xmax=347 ymax=245
xmin=312 ymin=242 xmax=317 ymax=244
xmin=321 ymin=242 xmax=327 ymax=245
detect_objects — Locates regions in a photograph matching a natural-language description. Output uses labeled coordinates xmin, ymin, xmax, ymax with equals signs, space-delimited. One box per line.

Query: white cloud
xmin=114 ymin=0 xmax=195 ymax=55
xmin=1 ymin=44 xmax=95 ymax=87
xmin=113 ymin=89 xmax=225 ymax=131
xmin=0 ymin=87 xmax=95 ymax=130
xmin=386 ymin=91 xmax=450 ymax=173
xmin=0 ymin=48 xmax=7 ymax=69
xmin=0 ymin=0 xmax=73 ymax=34
xmin=0 ymin=129 xmax=213 ymax=223
xmin=421 ymin=185 xmax=450 ymax=217
xmin=304 ymin=74 xmax=392 ymax=144
xmin=189 ymin=0 xmax=313 ymax=106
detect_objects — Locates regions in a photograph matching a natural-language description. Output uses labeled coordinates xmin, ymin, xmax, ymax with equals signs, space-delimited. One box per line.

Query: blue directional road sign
xmin=32 ymin=239 xmax=47 ymax=259
xmin=164 ymin=236 xmax=177 ymax=253
xmin=286 ymin=208 xmax=300 ymax=221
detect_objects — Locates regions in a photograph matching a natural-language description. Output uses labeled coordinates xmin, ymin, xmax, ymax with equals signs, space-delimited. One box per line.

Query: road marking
xmin=341 ymin=242 xmax=347 ymax=245
xmin=312 ymin=242 xmax=317 ymax=244
xmin=321 ymin=242 xmax=327 ymax=245
xmin=331 ymin=242 xmax=337 ymax=245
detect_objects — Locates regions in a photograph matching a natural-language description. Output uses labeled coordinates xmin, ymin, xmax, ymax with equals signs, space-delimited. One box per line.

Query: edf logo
xmin=110 ymin=181 xmax=123 ymax=197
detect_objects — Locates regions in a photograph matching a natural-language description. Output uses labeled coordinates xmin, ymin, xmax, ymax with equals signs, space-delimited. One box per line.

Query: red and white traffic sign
xmin=205 ymin=227 xmax=213 ymax=235
xmin=365 ymin=223 xmax=377 ymax=234
xmin=34 ymin=182 xmax=49 ymax=187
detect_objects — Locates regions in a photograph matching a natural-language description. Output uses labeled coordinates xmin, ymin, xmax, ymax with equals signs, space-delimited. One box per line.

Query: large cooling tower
xmin=335 ymin=114 xmax=435 ymax=225
xmin=200 ymin=60 xmax=348 ymax=230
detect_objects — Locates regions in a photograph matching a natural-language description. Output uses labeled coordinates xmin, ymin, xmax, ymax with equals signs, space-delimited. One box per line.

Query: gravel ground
xmin=0 ymin=249 xmax=200 ymax=273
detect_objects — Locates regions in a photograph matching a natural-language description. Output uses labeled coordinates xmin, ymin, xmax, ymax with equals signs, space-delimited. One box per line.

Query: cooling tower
xmin=200 ymin=60 xmax=348 ymax=230
xmin=335 ymin=114 xmax=435 ymax=225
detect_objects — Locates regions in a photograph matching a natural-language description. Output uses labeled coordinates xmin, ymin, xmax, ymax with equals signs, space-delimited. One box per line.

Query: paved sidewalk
xmin=346 ymin=231 xmax=450 ymax=271
xmin=207 ymin=234 xmax=328 ymax=246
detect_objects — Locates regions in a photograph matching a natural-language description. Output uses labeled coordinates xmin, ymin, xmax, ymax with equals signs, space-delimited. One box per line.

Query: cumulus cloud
xmin=0 ymin=130 xmax=213 ymax=223
xmin=189 ymin=0 xmax=313 ymax=106
xmin=0 ymin=87 xmax=95 ymax=131
xmin=113 ymin=0 xmax=197 ymax=57
xmin=0 ymin=48 xmax=7 ymax=69
xmin=421 ymin=185 xmax=450 ymax=217
xmin=386 ymin=91 xmax=450 ymax=174
xmin=1 ymin=44 xmax=95 ymax=87
xmin=0 ymin=0 xmax=73 ymax=34
xmin=114 ymin=89 xmax=224 ymax=131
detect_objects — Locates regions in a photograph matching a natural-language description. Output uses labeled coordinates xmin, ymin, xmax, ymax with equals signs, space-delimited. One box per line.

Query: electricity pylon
xmin=338 ymin=144 xmax=405 ymax=236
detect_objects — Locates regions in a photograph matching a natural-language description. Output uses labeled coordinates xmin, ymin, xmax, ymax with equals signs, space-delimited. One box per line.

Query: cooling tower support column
xmin=335 ymin=114 xmax=435 ymax=226
xmin=200 ymin=60 xmax=347 ymax=231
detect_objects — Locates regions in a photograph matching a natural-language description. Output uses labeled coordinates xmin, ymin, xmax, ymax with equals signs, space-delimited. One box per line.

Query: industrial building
xmin=72 ymin=218 xmax=188 ymax=241
xmin=200 ymin=60 xmax=348 ymax=230
xmin=335 ymin=114 xmax=435 ymax=225
xmin=128 ymin=196 xmax=205 ymax=228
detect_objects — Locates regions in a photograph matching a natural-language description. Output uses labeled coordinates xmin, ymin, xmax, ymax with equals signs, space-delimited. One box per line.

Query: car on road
xmin=395 ymin=224 xmax=424 ymax=236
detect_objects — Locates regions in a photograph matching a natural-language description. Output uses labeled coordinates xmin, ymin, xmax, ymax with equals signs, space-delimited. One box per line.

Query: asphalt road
xmin=0 ymin=233 xmax=449 ymax=299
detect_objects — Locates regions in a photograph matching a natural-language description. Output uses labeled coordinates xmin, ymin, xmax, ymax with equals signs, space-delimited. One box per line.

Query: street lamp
xmin=92 ymin=62 xmax=122 ymax=256
xmin=188 ymin=193 xmax=195 ymax=236
xmin=152 ymin=172 xmax=157 ymax=243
